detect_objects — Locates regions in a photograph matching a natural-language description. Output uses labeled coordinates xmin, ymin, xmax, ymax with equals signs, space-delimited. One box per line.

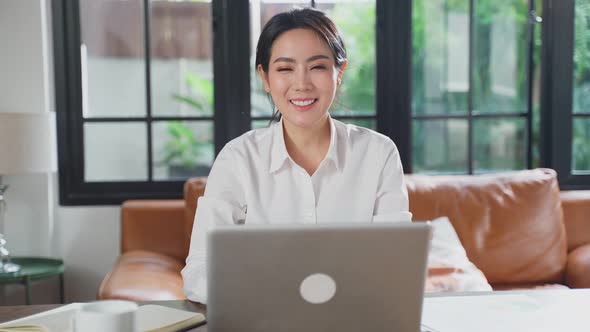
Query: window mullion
xmin=525 ymin=0 xmax=537 ymax=169
xmin=212 ymin=0 xmax=251 ymax=155
xmin=540 ymin=0 xmax=575 ymax=184
xmin=376 ymin=0 xmax=412 ymax=172
xmin=467 ymin=0 xmax=474 ymax=174
xmin=143 ymin=0 xmax=154 ymax=181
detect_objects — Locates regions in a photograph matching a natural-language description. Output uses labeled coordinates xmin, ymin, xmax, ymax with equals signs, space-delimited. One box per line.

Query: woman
xmin=182 ymin=8 xmax=411 ymax=304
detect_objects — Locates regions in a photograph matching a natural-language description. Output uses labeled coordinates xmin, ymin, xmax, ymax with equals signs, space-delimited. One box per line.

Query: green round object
xmin=0 ymin=257 xmax=64 ymax=283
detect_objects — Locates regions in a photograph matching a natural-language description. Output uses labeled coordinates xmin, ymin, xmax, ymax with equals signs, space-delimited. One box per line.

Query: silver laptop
xmin=207 ymin=222 xmax=432 ymax=332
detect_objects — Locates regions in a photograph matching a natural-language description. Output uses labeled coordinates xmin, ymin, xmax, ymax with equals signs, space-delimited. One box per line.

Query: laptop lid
xmin=207 ymin=222 xmax=432 ymax=332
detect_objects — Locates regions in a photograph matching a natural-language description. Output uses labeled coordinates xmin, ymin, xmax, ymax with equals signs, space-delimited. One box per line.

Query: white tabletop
xmin=422 ymin=289 xmax=590 ymax=332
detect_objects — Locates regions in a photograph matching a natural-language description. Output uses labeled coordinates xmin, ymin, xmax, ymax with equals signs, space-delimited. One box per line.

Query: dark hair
xmin=255 ymin=8 xmax=347 ymax=122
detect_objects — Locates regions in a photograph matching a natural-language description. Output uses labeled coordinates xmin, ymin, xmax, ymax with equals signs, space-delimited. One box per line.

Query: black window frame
xmin=53 ymin=0 xmax=251 ymax=205
xmin=540 ymin=0 xmax=590 ymax=189
xmin=53 ymin=0 xmax=588 ymax=206
xmin=406 ymin=0 xmax=539 ymax=175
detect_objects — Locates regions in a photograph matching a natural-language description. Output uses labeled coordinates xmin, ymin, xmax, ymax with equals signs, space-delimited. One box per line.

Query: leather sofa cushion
xmin=406 ymin=168 xmax=567 ymax=286
xmin=98 ymin=250 xmax=186 ymax=301
xmin=560 ymin=190 xmax=590 ymax=251
xmin=566 ymin=244 xmax=590 ymax=288
xmin=121 ymin=200 xmax=186 ymax=262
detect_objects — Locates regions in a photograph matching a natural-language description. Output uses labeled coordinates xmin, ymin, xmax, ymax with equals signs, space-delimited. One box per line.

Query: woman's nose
xmin=294 ymin=70 xmax=312 ymax=91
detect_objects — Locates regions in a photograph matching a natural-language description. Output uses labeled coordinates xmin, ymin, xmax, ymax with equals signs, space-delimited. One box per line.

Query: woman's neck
xmin=282 ymin=115 xmax=331 ymax=176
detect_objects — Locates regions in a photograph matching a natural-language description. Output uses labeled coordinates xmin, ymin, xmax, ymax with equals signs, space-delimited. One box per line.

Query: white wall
xmin=0 ymin=0 xmax=120 ymax=304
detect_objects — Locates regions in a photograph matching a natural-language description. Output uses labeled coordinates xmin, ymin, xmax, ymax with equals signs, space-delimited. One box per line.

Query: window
xmin=541 ymin=0 xmax=590 ymax=188
xmin=54 ymin=0 xmax=249 ymax=204
xmin=411 ymin=0 xmax=540 ymax=174
xmin=53 ymin=0 xmax=588 ymax=205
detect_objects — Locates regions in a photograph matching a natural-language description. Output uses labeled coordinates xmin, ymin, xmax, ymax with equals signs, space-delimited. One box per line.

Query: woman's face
xmin=258 ymin=28 xmax=346 ymax=130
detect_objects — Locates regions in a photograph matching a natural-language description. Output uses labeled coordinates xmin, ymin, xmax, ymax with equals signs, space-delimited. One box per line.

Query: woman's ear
xmin=257 ymin=64 xmax=271 ymax=93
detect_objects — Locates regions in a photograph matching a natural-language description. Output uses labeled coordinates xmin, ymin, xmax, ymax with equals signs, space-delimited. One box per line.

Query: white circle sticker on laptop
xmin=299 ymin=273 xmax=337 ymax=304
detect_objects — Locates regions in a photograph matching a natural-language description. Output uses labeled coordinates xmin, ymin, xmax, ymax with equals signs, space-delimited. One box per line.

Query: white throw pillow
xmin=425 ymin=216 xmax=492 ymax=292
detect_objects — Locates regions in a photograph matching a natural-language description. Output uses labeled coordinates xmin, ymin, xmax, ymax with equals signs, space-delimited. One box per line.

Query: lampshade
xmin=0 ymin=112 xmax=57 ymax=175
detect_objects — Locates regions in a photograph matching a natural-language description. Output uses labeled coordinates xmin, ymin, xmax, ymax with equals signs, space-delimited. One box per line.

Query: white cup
xmin=74 ymin=300 xmax=138 ymax=332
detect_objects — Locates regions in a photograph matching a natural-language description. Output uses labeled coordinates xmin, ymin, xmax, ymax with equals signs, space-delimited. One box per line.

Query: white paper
xmin=0 ymin=303 xmax=204 ymax=332
xmin=0 ymin=303 xmax=82 ymax=332
xmin=422 ymin=291 xmax=590 ymax=332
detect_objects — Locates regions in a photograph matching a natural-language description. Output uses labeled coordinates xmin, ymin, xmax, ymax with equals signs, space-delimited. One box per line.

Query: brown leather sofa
xmin=98 ymin=168 xmax=590 ymax=302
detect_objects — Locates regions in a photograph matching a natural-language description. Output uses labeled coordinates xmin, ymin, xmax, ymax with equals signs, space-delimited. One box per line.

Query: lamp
xmin=0 ymin=112 xmax=56 ymax=273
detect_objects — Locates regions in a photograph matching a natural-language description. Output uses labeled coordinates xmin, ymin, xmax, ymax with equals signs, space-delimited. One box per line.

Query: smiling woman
xmin=181 ymin=7 xmax=412 ymax=304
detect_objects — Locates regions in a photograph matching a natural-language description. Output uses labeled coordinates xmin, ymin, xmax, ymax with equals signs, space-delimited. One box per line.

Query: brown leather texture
xmin=184 ymin=177 xmax=207 ymax=244
xmin=121 ymin=200 xmax=187 ymax=262
xmin=561 ymin=190 xmax=590 ymax=251
xmin=565 ymin=244 xmax=590 ymax=288
xmin=406 ymin=168 xmax=567 ymax=286
xmin=97 ymin=250 xmax=186 ymax=301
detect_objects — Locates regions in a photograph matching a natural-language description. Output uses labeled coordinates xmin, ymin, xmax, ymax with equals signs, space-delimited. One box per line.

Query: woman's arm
xmin=372 ymin=140 xmax=412 ymax=223
xmin=181 ymin=144 xmax=246 ymax=303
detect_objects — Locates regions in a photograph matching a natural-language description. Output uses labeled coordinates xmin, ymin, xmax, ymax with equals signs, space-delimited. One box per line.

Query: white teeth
xmin=291 ymin=99 xmax=315 ymax=106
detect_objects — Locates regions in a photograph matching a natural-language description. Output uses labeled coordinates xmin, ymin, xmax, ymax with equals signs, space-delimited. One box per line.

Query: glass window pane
xmin=150 ymin=1 xmax=214 ymax=117
xmin=317 ymin=0 xmax=376 ymax=116
xmin=473 ymin=118 xmax=526 ymax=173
xmin=573 ymin=0 xmax=590 ymax=114
xmin=572 ymin=1 xmax=590 ymax=174
xmin=152 ymin=120 xmax=214 ymax=180
xmin=473 ymin=1 xmax=529 ymax=114
xmin=80 ymin=0 xmax=147 ymax=118
xmin=412 ymin=119 xmax=468 ymax=174
xmin=84 ymin=123 xmax=148 ymax=181
xmin=573 ymin=117 xmax=590 ymax=172
xmin=413 ymin=0 xmax=469 ymax=116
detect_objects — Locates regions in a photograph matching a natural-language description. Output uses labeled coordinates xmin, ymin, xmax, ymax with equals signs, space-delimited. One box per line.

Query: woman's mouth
xmin=290 ymin=98 xmax=317 ymax=111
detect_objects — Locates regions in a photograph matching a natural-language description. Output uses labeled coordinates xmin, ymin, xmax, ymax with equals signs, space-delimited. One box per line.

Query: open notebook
xmin=0 ymin=303 xmax=206 ymax=332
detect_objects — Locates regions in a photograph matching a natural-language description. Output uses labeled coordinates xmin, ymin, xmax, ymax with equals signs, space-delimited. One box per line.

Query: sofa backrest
xmin=405 ymin=168 xmax=567 ymax=286
xmin=182 ymin=170 xmax=568 ymax=286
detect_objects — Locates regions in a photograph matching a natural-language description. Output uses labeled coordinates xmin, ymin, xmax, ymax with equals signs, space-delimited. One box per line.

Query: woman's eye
xmin=312 ymin=65 xmax=326 ymax=70
xmin=277 ymin=67 xmax=292 ymax=72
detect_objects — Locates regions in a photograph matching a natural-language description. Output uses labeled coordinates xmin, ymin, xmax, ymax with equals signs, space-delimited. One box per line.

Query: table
xmin=1 ymin=290 xmax=587 ymax=332
xmin=0 ymin=257 xmax=64 ymax=305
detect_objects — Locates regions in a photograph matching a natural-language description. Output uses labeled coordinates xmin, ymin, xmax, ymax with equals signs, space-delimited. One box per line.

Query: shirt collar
xmin=269 ymin=116 xmax=341 ymax=174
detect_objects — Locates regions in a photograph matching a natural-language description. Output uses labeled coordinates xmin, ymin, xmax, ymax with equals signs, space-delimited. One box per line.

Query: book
xmin=0 ymin=303 xmax=206 ymax=332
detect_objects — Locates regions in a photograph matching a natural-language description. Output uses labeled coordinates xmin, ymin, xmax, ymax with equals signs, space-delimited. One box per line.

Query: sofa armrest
xmin=98 ymin=250 xmax=185 ymax=301
xmin=561 ymin=190 xmax=590 ymax=251
xmin=121 ymin=200 xmax=187 ymax=262
xmin=565 ymin=243 xmax=590 ymax=288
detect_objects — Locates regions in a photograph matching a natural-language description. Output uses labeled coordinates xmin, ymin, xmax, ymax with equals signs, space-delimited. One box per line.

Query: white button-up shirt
xmin=182 ymin=117 xmax=412 ymax=303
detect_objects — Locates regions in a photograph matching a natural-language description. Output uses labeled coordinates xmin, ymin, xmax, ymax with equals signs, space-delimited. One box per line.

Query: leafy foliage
xmin=162 ymin=71 xmax=213 ymax=168
xmin=327 ymin=3 xmax=376 ymax=115
xmin=573 ymin=0 xmax=590 ymax=170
